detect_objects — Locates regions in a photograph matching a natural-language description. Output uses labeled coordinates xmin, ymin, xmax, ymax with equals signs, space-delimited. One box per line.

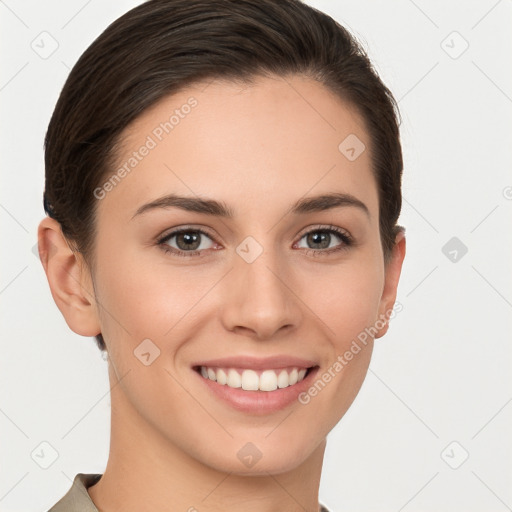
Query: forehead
xmin=98 ymin=74 xmax=377 ymax=222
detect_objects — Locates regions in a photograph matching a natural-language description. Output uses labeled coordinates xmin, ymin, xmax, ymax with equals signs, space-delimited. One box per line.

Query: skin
xmin=38 ymin=74 xmax=405 ymax=512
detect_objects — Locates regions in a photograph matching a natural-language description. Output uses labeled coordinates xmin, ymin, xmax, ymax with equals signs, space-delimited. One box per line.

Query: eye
xmin=157 ymin=225 xmax=353 ymax=258
xmin=295 ymin=226 xmax=353 ymax=254
xmin=158 ymin=228 xmax=217 ymax=256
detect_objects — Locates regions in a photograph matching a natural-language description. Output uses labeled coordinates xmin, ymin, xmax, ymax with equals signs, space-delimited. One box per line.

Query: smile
xmin=191 ymin=355 xmax=319 ymax=413
xmin=197 ymin=366 xmax=310 ymax=391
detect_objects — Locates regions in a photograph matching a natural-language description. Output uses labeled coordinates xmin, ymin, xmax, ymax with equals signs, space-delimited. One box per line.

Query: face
xmin=79 ymin=74 xmax=403 ymax=474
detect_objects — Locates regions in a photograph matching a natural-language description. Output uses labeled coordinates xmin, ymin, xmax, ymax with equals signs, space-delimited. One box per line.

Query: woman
xmin=39 ymin=0 xmax=406 ymax=510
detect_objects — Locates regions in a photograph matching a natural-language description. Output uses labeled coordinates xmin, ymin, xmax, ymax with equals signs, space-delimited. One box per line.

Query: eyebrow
xmin=131 ymin=191 xmax=370 ymax=220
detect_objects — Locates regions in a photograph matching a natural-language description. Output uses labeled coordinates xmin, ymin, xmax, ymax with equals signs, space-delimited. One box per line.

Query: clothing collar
xmin=47 ymin=473 xmax=101 ymax=512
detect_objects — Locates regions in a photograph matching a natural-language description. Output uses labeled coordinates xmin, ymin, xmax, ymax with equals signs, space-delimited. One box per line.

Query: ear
xmin=37 ymin=217 xmax=101 ymax=337
xmin=375 ymin=229 xmax=406 ymax=339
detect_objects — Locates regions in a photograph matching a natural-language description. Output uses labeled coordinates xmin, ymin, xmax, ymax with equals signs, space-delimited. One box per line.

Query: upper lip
xmin=192 ymin=355 xmax=318 ymax=370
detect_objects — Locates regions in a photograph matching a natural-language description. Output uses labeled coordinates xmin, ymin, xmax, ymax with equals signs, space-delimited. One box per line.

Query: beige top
xmin=47 ymin=472 xmax=331 ymax=511
xmin=47 ymin=473 xmax=101 ymax=512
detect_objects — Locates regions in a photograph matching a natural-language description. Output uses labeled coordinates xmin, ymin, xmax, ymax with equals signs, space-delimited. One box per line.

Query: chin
xmin=188 ymin=432 xmax=325 ymax=477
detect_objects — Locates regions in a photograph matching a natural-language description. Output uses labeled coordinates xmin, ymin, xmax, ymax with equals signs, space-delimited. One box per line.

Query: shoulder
xmin=46 ymin=473 xmax=102 ymax=512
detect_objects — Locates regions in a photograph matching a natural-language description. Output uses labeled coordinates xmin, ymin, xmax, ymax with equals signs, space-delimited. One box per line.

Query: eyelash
xmin=156 ymin=225 xmax=354 ymax=258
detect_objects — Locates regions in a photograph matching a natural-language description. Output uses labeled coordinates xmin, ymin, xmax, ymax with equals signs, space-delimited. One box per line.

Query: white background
xmin=1 ymin=1 xmax=511 ymax=511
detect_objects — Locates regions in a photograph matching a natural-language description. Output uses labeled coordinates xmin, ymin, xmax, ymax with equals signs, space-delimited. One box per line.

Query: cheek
xmin=93 ymin=243 xmax=189 ymax=331
xmin=296 ymin=258 xmax=383 ymax=409
xmin=303 ymin=256 xmax=384 ymax=347
xmin=297 ymin=256 xmax=383 ymax=407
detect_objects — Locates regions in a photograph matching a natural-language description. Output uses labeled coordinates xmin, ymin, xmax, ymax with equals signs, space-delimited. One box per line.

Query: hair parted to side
xmin=43 ymin=0 xmax=404 ymax=352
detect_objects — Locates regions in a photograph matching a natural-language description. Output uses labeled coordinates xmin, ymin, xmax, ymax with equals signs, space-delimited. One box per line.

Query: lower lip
xmin=194 ymin=367 xmax=319 ymax=414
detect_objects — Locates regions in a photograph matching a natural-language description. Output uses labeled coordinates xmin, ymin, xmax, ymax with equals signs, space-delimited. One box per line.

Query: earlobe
xmin=37 ymin=217 xmax=101 ymax=337
xmin=375 ymin=229 xmax=406 ymax=339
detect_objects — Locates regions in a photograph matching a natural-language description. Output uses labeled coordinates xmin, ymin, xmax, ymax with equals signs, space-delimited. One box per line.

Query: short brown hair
xmin=43 ymin=0 xmax=404 ymax=351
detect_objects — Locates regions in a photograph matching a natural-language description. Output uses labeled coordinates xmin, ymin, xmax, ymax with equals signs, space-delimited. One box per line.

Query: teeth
xmin=199 ymin=366 xmax=309 ymax=391
xmin=260 ymin=370 xmax=278 ymax=391
xmin=277 ymin=369 xmax=289 ymax=388
xmin=241 ymin=370 xmax=259 ymax=390
xmin=217 ymin=368 xmax=227 ymax=385
xmin=227 ymin=368 xmax=242 ymax=388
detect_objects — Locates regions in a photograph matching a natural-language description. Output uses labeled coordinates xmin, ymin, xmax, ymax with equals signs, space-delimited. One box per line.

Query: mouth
xmin=193 ymin=365 xmax=315 ymax=392
xmin=191 ymin=355 xmax=320 ymax=413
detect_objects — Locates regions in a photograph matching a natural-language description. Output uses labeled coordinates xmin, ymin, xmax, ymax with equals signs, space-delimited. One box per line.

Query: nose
xmin=220 ymin=249 xmax=303 ymax=340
